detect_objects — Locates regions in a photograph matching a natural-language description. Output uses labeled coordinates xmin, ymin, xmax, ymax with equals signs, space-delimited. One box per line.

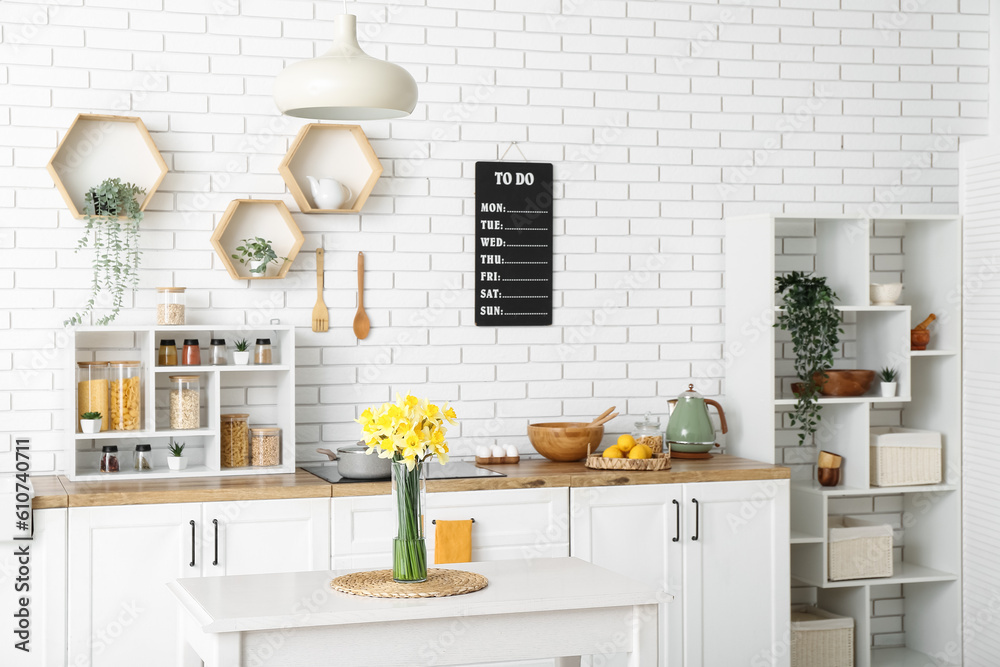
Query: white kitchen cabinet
xmin=332 ymin=487 xmax=569 ymax=569
xmin=68 ymin=498 xmax=330 ymax=667
xmin=0 ymin=508 xmax=67 ymax=667
xmin=571 ymin=479 xmax=790 ymax=667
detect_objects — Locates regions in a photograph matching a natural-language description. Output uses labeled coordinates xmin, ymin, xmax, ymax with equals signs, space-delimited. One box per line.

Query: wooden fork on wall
xmin=312 ymin=248 xmax=329 ymax=332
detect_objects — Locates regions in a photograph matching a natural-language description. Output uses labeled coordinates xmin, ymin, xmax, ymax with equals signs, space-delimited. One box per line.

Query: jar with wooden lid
xmin=250 ymin=427 xmax=281 ymax=467
xmin=77 ymin=361 xmax=109 ymax=432
xmin=157 ymin=287 xmax=186 ymax=325
xmin=632 ymin=412 xmax=664 ymax=454
xmin=108 ymin=361 xmax=142 ymax=431
xmin=220 ymin=413 xmax=250 ymax=468
xmin=169 ymin=375 xmax=200 ymax=430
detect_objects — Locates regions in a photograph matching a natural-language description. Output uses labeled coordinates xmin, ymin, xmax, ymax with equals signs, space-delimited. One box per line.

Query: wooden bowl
xmin=817 ymin=467 xmax=841 ymax=487
xmin=812 ymin=370 xmax=876 ymax=397
xmin=911 ymin=329 xmax=930 ymax=351
xmin=527 ymin=422 xmax=605 ymax=462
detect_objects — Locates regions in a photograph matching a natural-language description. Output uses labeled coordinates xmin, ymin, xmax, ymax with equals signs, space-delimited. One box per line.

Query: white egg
xmin=491 ymin=445 xmax=505 ymax=458
xmin=476 ymin=445 xmax=490 ymax=458
xmin=504 ymin=444 xmax=519 ymax=457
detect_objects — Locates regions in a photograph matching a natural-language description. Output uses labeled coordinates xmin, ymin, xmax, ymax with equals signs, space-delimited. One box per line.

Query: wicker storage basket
xmin=828 ymin=517 xmax=893 ymax=581
xmin=585 ymin=452 xmax=670 ymax=471
xmin=870 ymin=427 xmax=942 ymax=487
xmin=791 ymin=605 xmax=855 ymax=667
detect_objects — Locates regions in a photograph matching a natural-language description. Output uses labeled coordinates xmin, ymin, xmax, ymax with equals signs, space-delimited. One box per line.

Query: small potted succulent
xmin=167 ymin=439 xmax=187 ymax=471
xmin=878 ymin=367 xmax=898 ymax=398
xmin=80 ymin=411 xmax=103 ymax=434
xmin=233 ymin=338 xmax=250 ymax=365
xmin=231 ymin=237 xmax=288 ymax=277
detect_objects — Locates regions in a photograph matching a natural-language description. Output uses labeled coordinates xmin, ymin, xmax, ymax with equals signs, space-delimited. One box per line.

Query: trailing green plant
xmin=64 ymin=178 xmax=146 ymax=327
xmin=775 ymin=271 xmax=843 ymax=445
xmin=168 ymin=439 xmax=185 ymax=457
xmin=231 ymin=237 xmax=288 ymax=276
xmin=234 ymin=338 xmax=250 ymax=352
xmin=878 ymin=366 xmax=898 ymax=383
xmin=81 ymin=411 xmax=102 ymax=420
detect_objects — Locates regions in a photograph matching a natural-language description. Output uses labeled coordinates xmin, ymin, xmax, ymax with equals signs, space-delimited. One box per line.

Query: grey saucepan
xmin=316 ymin=443 xmax=391 ymax=480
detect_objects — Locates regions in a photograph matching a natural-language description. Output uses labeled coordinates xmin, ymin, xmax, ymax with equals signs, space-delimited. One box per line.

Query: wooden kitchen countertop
xmin=31 ymin=455 xmax=788 ymax=508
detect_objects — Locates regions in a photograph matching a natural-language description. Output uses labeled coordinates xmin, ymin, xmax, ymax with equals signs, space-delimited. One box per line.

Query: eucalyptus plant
xmin=775 ymin=271 xmax=843 ymax=445
xmin=64 ymin=178 xmax=146 ymax=327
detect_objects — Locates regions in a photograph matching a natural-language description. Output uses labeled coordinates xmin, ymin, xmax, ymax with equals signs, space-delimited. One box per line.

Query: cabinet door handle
xmin=212 ymin=519 xmax=219 ymax=566
xmin=691 ymin=498 xmax=700 ymax=541
xmin=189 ymin=520 xmax=196 ymax=567
xmin=672 ymin=499 xmax=681 ymax=542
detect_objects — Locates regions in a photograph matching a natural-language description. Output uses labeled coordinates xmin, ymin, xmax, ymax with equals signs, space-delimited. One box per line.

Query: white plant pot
xmin=248 ymin=259 xmax=268 ymax=277
xmin=880 ymin=382 xmax=897 ymax=398
xmin=167 ymin=457 xmax=188 ymax=471
xmin=80 ymin=418 xmax=101 ymax=434
xmin=234 ymin=351 xmax=250 ymax=365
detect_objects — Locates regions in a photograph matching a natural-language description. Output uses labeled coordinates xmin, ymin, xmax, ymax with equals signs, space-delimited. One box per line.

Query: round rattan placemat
xmin=331 ymin=568 xmax=489 ymax=599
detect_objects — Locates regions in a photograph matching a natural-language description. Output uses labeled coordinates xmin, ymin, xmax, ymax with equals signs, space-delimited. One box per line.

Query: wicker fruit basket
xmin=585 ymin=452 xmax=670 ymax=471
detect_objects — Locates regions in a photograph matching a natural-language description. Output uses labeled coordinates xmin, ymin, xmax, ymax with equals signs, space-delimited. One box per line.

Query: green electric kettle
xmin=666 ymin=384 xmax=728 ymax=459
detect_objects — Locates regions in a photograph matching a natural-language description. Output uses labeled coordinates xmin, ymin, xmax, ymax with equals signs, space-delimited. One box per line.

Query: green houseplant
xmin=80 ymin=411 xmax=102 ymax=434
xmin=64 ymin=178 xmax=146 ymax=327
xmin=231 ymin=237 xmax=288 ymax=277
xmin=233 ymin=338 xmax=250 ymax=365
xmin=167 ymin=439 xmax=187 ymax=471
xmin=878 ymin=366 xmax=898 ymax=398
xmin=775 ymin=272 xmax=843 ymax=445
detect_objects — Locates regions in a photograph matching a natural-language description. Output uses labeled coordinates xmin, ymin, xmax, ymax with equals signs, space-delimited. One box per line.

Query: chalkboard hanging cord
xmin=499 ymin=141 xmax=529 ymax=162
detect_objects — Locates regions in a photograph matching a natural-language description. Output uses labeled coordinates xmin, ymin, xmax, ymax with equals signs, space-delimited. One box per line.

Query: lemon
xmin=602 ymin=445 xmax=624 ymax=459
xmin=628 ymin=444 xmax=653 ymax=460
xmin=616 ymin=434 xmax=636 ymax=453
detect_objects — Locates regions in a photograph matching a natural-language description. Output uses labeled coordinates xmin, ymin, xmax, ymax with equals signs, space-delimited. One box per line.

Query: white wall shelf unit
xmin=66 ymin=324 xmax=296 ymax=481
xmin=725 ymin=214 xmax=962 ymax=667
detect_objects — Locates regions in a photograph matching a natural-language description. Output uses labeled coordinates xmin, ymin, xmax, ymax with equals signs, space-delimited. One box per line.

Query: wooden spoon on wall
xmin=353 ymin=251 xmax=371 ymax=340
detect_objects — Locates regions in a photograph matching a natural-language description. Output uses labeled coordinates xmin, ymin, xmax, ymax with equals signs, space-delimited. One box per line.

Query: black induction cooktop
xmin=302 ymin=460 xmax=506 ymax=484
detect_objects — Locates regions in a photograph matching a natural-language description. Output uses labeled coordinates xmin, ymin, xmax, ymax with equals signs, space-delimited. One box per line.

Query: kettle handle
xmin=703 ymin=399 xmax=728 ymax=434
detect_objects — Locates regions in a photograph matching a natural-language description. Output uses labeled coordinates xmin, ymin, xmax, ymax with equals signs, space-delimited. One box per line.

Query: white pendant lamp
xmin=273 ymin=13 xmax=417 ymax=120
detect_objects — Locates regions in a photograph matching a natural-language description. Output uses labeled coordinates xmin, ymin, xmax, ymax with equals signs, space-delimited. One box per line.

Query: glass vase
xmin=392 ymin=457 xmax=427 ymax=583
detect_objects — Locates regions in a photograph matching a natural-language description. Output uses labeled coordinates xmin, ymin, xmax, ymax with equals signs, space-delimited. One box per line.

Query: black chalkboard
xmin=474 ymin=161 xmax=554 ymax=326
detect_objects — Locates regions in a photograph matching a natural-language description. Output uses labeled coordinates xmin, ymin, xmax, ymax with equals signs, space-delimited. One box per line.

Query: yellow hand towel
xmin=434 ymin=519 xmax=473 ymax=564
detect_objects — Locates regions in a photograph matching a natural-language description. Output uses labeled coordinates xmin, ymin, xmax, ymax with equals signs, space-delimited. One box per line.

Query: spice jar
xmin=77 ymin=361 xmax=109 ymax=432
xmin=254 ymin=338 xmax=272 ymax=365
xmin=134 ymin=444 xmax=153 ymax=471
xmin=157 ymin=287 xmax=186 ymax=325
xmin=100 ymin=445 xmax=119 ymax=473
xmin=633 ymin=412 xmax=664 ymax=454
xmin=250 ymin=427 xmax=281 ymax=467
xmin=220 ymin=414 xmax=250 ymax=468
xmin=209 ymin=339 xmax=227 ymax=366
xmin=158 ymin=339 xmax=178 ymax=367
xmin=182 ymin=339 xmax=201 ymax=366
xmin=108 ymin=361 xmax=142 ymax=431
xmin=169 ymin=375 xmax=200 ymax=430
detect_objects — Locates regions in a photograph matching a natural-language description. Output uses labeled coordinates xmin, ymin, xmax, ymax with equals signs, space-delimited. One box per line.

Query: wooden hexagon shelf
xmin=278 ymin=123 xmax=383 ymax=214
xmin=210 ymin=199 xmax=305 ymax=280
xmin=47 ymin=113 xmax=168 ymax=219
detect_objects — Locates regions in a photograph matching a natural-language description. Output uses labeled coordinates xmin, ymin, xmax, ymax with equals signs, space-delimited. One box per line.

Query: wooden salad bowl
xmin=812 ymin=370 xmax=876 ymax=397
xmin=528 ymin=422 xmax=605 ymax=462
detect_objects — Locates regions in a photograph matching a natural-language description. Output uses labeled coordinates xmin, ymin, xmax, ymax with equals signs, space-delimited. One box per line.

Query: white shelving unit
xmin=725 ymin=214 xmax=962 ymax=667
xmin=66 ymin=324 xmax=296 ymax=481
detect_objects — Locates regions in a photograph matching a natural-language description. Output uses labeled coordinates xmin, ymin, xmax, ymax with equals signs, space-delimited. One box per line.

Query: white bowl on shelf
xmin=870 ymin=283 xmax=903 ymax=306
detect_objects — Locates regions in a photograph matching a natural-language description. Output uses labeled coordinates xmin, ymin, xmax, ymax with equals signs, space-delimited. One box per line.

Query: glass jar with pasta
xmin=77 ymin=361 xmax=109 ymax=433
xmin=169 ymin=375 xmax=201 ymax=430
xmin=108 ymin=361 xmax=142 ymax=431
xmin=220 ymin=414 xmax=250 ymax=468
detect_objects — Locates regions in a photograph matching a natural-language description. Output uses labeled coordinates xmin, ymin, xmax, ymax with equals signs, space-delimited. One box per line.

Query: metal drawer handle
xmin=431 ymin=518 xmax=475 ymax=524
xmin=189 ymin=520 xmax=196 ymax=567
xmin=691 ymin=498 xmax=700 ymax=541
xmin=213 ymin=519 xmax=219 ymax=566
xmin=672 ymin=499 xmax=680 ymax=542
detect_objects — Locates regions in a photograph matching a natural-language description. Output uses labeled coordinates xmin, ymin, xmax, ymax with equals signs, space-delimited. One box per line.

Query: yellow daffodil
xmin=356 ymin=394 xmax=456 ymax=467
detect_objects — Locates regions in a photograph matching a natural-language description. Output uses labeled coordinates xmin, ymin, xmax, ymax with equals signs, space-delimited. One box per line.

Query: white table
xmin=169 ymin=557 xmax=665 ymax=667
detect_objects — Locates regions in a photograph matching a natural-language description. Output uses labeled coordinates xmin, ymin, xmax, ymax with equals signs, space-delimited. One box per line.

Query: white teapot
xmin=306 ymin=176 xmax=352 ymax=210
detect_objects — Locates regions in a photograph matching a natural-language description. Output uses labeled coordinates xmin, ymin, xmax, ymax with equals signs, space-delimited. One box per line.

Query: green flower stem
xmin=392 ymin=457 xmax=427 ymax=582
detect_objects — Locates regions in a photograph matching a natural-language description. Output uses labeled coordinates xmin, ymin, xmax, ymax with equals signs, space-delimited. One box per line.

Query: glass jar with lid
xmin=632 ymin=412 xmax=664 ymax=454
xmin=209 ymin=338 xmax=227 ymax=365
xmin=254 ymin=338 xmax=272 ymax=365
xmin=108 ymin=361 xmax=142 ymax=431
xmin=220 ymin=414 xmax=250 ymax=468
xmin=156 ymin=287 xmax=186 ymax=325
xmin=169 ymin=375 xmax=200 ymax=430
xmin=77 ymin=361 xmax=109 ymax=432
xmin=158 ymin=339 xmax=178 ymax=366
xmin=182 ymin=339 xmax=201 ymax=366
xmin=250 ymin=427 xmax=281 ymax=467
xmin=100 ymin=445 xmax=119 ymax=473
xmin=133 ymin=444 xmax=153 ymax=471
